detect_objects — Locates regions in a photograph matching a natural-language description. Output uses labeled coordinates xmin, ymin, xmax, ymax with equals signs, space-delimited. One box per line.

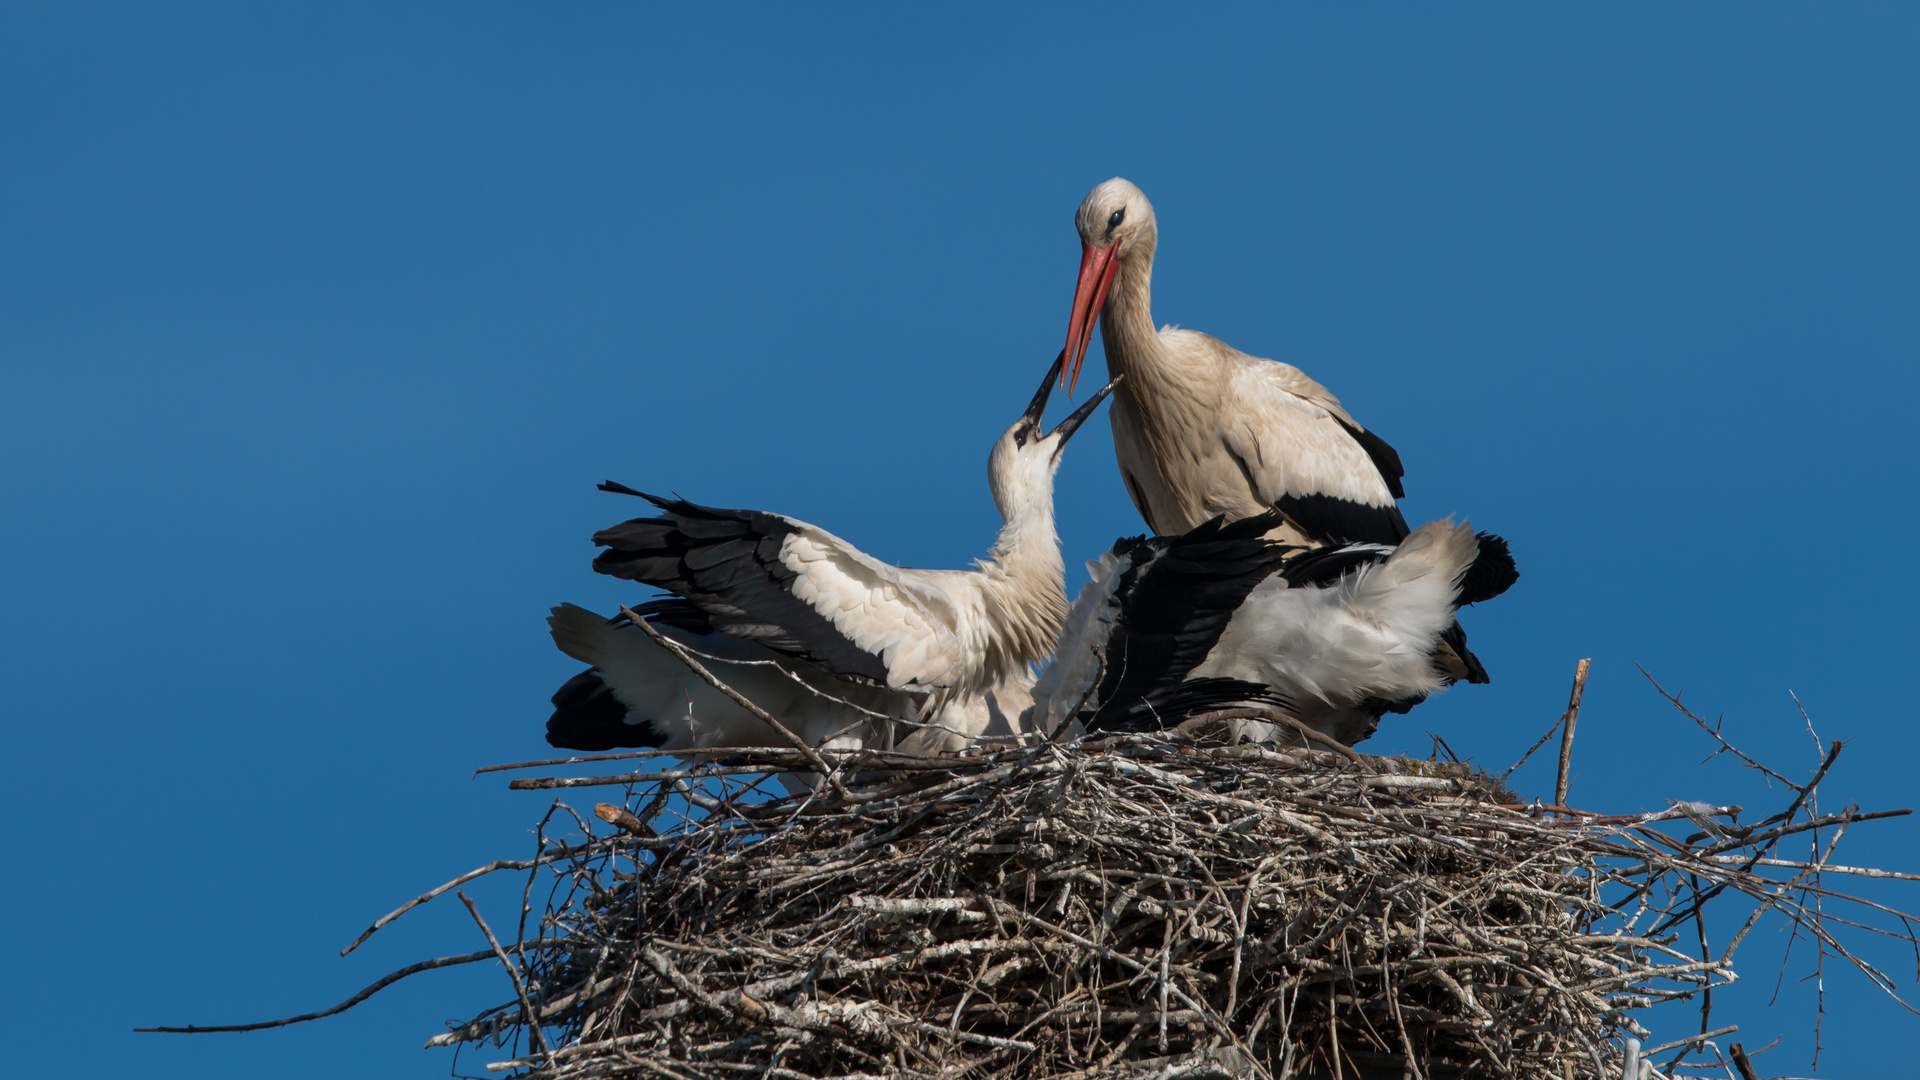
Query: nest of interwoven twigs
xmin=142 ymin=674 xmax=1915 ymax=1078
xmin=371 ymin=694 xmax=1916 ymax=1080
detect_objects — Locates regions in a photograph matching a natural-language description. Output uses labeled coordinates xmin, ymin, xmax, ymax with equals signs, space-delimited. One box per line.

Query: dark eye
xmin=1107 ymin=209 xmax=1125 ymax=229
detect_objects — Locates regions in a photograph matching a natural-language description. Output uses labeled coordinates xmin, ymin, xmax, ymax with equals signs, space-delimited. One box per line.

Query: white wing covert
xmin=777 ymin=525 xmax=968 ymax=689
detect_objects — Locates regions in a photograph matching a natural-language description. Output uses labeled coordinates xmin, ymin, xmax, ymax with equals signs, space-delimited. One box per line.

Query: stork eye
xmin=1107 ymin=209 xmax=1125 ymax=229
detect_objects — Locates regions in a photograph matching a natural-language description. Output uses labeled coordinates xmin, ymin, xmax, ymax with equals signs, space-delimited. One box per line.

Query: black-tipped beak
xmin=1047 ymin=374 xmax=1121 ymax=452
xmin=1021 ymin=350 xmax=1068 ymax=431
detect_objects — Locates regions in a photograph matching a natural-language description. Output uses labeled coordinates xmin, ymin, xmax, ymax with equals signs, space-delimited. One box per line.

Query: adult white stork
xmin=1029 ymin=513 xmax=1517 ymax=747
xmin=545 ymin=355 xmax=1117 ymax=758
xmin=1061 ymin=177 xmax=1409 ymax=547
xmin=1060 ymin=177 xmax=1503 ymax=683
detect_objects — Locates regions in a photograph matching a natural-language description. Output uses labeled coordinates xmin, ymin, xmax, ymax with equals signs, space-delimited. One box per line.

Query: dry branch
xmin=414 ymin=731 xmax=1914 ymax=1080
xmin=1555 ymin=658 xmax=1590 ymax=811
xmin=138 ymin=665 xmax=1920 ymax=1080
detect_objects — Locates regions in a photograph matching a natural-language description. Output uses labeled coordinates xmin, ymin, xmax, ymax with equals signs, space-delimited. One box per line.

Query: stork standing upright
xmin=1060 ymin=177 xmax=1503 ymax=683
xmin=545 ymin=355 xmax=1117 ymax=758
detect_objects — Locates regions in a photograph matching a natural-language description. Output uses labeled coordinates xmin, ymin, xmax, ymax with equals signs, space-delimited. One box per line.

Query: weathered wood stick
xmin=1728 ymin=1042 xmax=1760 ymax=1080
xmin=1555 ymin=658 xmax=1592 ymax=812
xmin=594 ymin=802 xmax=656 ymax=838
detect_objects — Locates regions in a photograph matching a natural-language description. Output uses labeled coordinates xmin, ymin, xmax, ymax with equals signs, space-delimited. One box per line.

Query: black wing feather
xmin=1278 ymin=541 xmax=1396 ymax=588
xmin=545 ymin=669 xmax=666 ymax=751
xmin=1271 ymin=492 xmax=1411 ymax=547
xmin=1085 ymin=513 xmax=1296 ymax=732
xmin=1458 ymin=532 xmax=1519 ymax=606
xmin=590 ymin=488 xmax=893 ymax=684
xmin=1083 ymin=510 xmax=1515 ymax=729
xmin=1092 ymin=677 xmax=1293 ymax=735
xmin=1331 ymin=417 xmax=1407 ymax=500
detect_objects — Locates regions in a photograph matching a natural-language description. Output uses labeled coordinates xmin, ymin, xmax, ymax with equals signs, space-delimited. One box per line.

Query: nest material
xmin=417 ymin=729 xmax=1907 ymax=1080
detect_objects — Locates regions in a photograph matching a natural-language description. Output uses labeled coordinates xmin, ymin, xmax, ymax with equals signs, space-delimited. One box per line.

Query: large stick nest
xmin=414 ymin=723 xmax=1911 ymax=1080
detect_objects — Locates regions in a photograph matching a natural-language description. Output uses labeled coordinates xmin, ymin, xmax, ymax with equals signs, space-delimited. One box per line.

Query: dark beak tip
xmin=1046 ymin=376 xmax=1119 ymax=445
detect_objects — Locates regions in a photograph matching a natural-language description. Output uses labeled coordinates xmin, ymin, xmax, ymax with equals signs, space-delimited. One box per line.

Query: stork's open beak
xmin=1047 ymin=374 xmax=1120 ymax=455
xmin=1062 ymin=241 xmax=1122 ymax=395
xmin=1021 ymin=350 xmax=1069 ymax=432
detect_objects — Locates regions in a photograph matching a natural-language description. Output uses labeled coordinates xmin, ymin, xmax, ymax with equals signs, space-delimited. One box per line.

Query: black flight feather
xmin=1271 ymin=492 xmax=1411 ymax=548
xmin=1085 ymin=513 xmax=1296 ymax=733
xmin=1330 ymin=417 xmax=1408 ymax=500
xmin=1459 ymin=532 xmax=1519 ymax=606
xmin=1090 ymin=677 xmax=1294 ymax=735
xmin=545 ymin=669 xmax=665 ymax=752
xmin=1278 ymin=541 xmax=1396 ymax=588
xmin=589 ymin=489 xmax=893 ymax=685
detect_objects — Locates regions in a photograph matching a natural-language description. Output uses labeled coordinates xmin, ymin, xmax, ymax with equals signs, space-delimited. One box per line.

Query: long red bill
xmin=1062 ymin=242 xmax=1121 ymax=396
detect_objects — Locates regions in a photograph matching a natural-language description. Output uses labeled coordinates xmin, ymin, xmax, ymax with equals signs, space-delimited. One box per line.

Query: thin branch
xmin=134 ymin=946 xmax=557 ymax=1033
xmin=624 ymin=606 xmax=857 ymax=803
xmin=1183 ymin=707 xmax=1374 ymax=772
xmin=1639 ymin=665 xmax=1796 ymax=789
xmin=1499 ymin=714 xmax=1562 ymax=785
xmin=458 ymin=891 xmax=548 ymax=1057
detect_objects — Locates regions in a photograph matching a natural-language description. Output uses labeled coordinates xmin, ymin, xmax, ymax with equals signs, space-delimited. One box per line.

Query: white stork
xmin=1062 ymin=177 xmax=1409 ymax=547
xmin=545 ymin=355 xmax=1117 ymax=758
xmin=1029 ymin=513 xmax=1518 ymax=747
xmin=1060 ymin=176 xmax=1502 ymax=683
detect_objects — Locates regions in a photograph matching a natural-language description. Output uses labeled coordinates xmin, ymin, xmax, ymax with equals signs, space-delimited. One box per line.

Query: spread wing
xmin=590 ymin=485 xmax=966 ymax=689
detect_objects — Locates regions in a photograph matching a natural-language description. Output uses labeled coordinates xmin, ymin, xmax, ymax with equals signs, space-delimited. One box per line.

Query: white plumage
xmin=548 ymin=603 xmax=928 ymax=753
xmin=1059 ymin=177 xmax=1517 ymax=688
xmin=1188 ymin=522 xmax=1479 ymax=726
xmin=1062 ymin=178 xmax=1410 ymax=549
xmin=1031 ymin=513 xmax=1516 ymax=747
xmin=545 ymin=356 xmax=1116 ymax=759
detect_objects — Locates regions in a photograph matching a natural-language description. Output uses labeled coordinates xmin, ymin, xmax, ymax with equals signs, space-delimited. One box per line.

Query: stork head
xmin=988 ymin=351 xmax=1119 ymax=520
xmin=1063 ymin=177 xmax=1157 ymax=393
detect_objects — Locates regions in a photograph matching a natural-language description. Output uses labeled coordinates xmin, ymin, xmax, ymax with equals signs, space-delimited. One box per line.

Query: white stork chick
xmin=1029 ymin=512 xmax=1518 ymax=747
xmin=546 ymin=355 xmax=1117 ymax=758
xmin=1061 ymin=176 xmax=1504 ymax=684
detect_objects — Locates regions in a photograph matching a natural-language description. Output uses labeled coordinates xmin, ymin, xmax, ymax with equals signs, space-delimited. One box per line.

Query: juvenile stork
xmin=545 ymin=355 xmax=1117 ymax=758
xmin=1060 ymin=177 xmax=1503 ymax=683
xmin=1029 ymin=514 xmax=1518 ymax=747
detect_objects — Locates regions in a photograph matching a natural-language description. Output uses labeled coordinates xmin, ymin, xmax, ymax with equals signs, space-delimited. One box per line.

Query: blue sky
xmin=2 ymin=4 xmax=1916 ymax=1077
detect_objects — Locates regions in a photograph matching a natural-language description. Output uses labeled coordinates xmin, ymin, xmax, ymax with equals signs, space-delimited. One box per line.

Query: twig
xmin=458 ymin=891 xmax=548 ymax=1057
xmin=339 ymin=852 xmax=592 ymax=956
xmin=1499 ymin=714 xmax=1563 ymax=784
xmin=475 ymin=747 xmax=694 ymax=775
xmin=133 ymin=946 xmax=554 ymax=1033
xmin=1639 ymin=665 xmax=1798 ymax=789
xmin=624 ymin=606 xmax=857 ymax=802
xmin=1646 ymin=1024 xmax=1738 ymax=1055
xmin=1555 ymin=658 xmax=1591 ymax=811
xmin=1183 ymin=707 xmax=1374 ymax=772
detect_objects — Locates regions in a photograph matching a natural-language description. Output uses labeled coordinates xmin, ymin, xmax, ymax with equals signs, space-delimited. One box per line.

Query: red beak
xmin=1062 ymin=241 xmax=1121 ymax=395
